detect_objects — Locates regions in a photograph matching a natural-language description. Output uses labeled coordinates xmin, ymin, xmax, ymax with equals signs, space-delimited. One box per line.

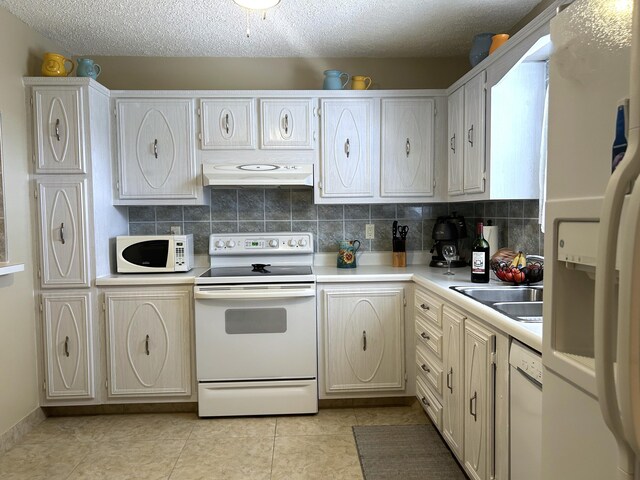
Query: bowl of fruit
xmin=491 ymin=248 xmax=543 ymax=285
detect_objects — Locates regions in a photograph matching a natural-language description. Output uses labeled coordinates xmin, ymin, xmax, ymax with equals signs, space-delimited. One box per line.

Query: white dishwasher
xmin=510 ymin=340 xmax=543 ymax=480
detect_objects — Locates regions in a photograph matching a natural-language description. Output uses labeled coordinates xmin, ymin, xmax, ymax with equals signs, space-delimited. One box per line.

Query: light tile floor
xmin=0 ymin=405 xmax=429 ymax=479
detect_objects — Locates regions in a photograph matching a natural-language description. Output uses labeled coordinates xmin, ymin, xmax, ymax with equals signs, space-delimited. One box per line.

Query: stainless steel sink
xmin=450 ymin=285 xmax=544 ymax=323
xmin=451 ymin=286 xmax=543 ymax=303
xmin=493 ymin=302 xmax=543 ymax=323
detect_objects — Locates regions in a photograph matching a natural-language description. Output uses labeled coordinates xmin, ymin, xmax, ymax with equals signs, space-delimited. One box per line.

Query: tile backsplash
xmin=128 ymin=189 xmax=543 ymax=259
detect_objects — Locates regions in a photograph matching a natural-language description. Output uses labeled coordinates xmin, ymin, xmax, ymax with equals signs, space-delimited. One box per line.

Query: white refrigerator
xmin=542 ymin=0 xmax=640 ymax=479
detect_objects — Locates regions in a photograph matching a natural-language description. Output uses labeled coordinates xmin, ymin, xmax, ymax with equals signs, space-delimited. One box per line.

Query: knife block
xmin=392 ymin=239 xmax=406 ymax=267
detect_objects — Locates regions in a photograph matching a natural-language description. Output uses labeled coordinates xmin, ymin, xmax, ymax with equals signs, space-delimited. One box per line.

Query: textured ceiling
xmin=1 ymin=0 xmax=541 ymax=57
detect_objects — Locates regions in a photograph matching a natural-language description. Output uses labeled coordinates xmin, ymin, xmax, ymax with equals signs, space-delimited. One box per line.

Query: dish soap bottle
xmin=471 ymin=222 xmax=490 ymax=283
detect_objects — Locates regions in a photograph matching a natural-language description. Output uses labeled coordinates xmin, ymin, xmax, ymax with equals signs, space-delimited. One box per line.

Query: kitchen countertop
xmin=95 ymin=267 xmax=207 ymax=286
xmin=96 ymin=263 xmax=542 ymax=351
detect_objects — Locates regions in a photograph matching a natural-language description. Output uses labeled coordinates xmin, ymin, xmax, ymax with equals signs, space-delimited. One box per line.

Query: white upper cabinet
xmin=41 ymin=292 xmax=94 ymax=400
xmin=116 ymin=98 xmax=197 ymax=201
xmin=260 ymin=98 xmax=314 ymax=149
xmin=463 ymin=71 xmax=487 ymax=194
xmin=447 ymin=87 xmax=465 ymax=196
xmin=381 ymin=98 xmax=434 ymax=197
xmin=319 ymin=98 xmax=374 ymax=198
xmin=200 ymin=98 xmax=255 ymax=149
xmin=36 ymin=178 xmax=90 ymax=288
xmin=32 ymin=86 xmax=86 ymax=174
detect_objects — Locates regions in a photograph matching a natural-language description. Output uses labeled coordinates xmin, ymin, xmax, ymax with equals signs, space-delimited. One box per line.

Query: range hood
xmin=202 ymin=163 xmax=313 ymax=187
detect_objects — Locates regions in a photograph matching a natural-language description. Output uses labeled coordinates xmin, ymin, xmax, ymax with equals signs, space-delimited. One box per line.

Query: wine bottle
xmin=471 ymin=222 xmax=490 ymax=283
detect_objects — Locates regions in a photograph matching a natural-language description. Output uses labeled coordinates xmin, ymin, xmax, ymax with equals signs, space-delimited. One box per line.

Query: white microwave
xmin=116 ymin=235 xmax=194 ymax=273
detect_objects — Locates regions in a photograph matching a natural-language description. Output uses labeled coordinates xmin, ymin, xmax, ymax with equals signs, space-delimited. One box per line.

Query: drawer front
xmin=417 ymin=375 xmax=442 ymax=429
xmin=416 ymin=316 xmax=443 ymax=360
xmin=416 ymin=343 xmax=443 ymax=396
xmin=415 ymin=289 xmax=442 ymax=328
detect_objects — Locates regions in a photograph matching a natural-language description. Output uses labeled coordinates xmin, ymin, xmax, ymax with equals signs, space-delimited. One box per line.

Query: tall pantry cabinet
xmin=25 ymin=78 xmax=128 ymax=406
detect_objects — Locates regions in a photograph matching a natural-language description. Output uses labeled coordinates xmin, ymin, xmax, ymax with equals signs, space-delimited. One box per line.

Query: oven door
xmin=194 ymin=283 xmax=317 ymax=381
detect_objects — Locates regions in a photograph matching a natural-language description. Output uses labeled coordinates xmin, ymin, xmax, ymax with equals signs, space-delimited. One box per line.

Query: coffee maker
xmin=429 ymin=213 xmax=468 ymax=268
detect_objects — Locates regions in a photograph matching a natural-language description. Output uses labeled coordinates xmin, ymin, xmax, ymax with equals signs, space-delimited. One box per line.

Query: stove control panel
xmin=209 ymin=233 xmax=314 ymax=255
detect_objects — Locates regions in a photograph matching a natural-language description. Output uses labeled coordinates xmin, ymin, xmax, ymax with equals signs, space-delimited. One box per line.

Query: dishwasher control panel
xmin=510 ymin=340 xmax=543 ymax=384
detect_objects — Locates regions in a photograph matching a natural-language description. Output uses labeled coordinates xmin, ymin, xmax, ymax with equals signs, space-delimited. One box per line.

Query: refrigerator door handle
xmin=595 ymin=1 xmax=640 ymax=473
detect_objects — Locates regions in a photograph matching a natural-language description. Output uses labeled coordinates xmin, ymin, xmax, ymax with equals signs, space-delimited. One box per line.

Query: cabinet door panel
xmin=442 ymin=307 xmax=464 ymax=459
xmin=105 ymin=289 xmax=191 ymax=397
xmin=447 ymin=87 xmax=465 ymax=195
xmin=116 ymin=99 xmax=196 ymax=200
xmin=201 ymin=99 xmax=255 ymax=149
xmin=37 ymin=178 xmax=90 ymax=288
xmin=381 ymin=98 xmax=434 ymax=196
xmin=323 ymin=287 xmax=404 ymax=392
xmin=464 ymin=72 xmax=486 ymax=194
xmin=320 ymin=99 xmax=373 ymax=198
xmin=261 ymin=99 xmax=314 ymax=149
xmin=33 ymin=86 xmax=85 ymax=174
xmin=464 ymin=319 xmax=495 ymax=480
xmin=42 ymin=292 xmax=94 ymax=399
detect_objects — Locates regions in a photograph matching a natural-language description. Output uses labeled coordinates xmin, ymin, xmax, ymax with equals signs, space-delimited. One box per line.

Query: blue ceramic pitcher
xmin=76 ymin=58 xmax=101 ymax=80
xmin=337 ymin=240 xmax=361 ymax=268
xmin=469 ymin=33 xmax=495 ymax=67
xmin=323 ymin=70 xmax=350 ymax=90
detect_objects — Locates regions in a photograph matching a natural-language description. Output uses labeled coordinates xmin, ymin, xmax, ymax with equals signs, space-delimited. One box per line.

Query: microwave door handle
xmin=194 ymin=288 xmax=315 ymax=300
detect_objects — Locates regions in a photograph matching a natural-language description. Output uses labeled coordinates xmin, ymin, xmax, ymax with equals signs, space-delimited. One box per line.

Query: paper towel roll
xmin=483 ymin=225 xmax=500 ymax=259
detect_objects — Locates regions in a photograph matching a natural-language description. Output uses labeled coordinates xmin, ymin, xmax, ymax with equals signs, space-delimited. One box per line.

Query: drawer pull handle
xmin=421 ymin=396 xmax=430 ymax=407
xmin=153 ymin=139 xmax=158 ymax=159
xmin=60 ymin=222 xmax=65 ymax=245
xmin=470 ymin=391 xmax=477 ymax=420
xmin=450 ymin=133 xmax=455 ymax=153
xmin=468 ymin=124 xmax=474 ymax=146
xmin=225 ymin=113 xmax=230 ymax=134
xmin=421 ymin=364 xmax=430 ymax=373
xmin=447 ymin=368 xmax=453 ymax=393
xmin=55 ymin=118 xmax=60 ymax=141
xmin=345 ymin=138 xmax=350 ymax=158
xmin=284 ymin=113 xmax=289 ymax=134
xmin=145 ymin=334 xmax=150 ymax=356
xmin=420 ymin=332 xmax=430 ymax=340
xmin=420 ymin=303 xmax=430 ymax=311
xmin=64 ymin=336 xmax=70 ymax=357
xmin=406 ymin=138 xmax=411 ymax=157
xmin=362 ymin=330 xmax=367 ymax=351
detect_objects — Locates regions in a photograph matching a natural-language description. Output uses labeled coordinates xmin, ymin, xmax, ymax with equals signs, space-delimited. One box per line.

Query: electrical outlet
xmin=365 ymin=224 xmax=375 ymax=239
xmin=170 ymin=226 xmax=182 ymax=235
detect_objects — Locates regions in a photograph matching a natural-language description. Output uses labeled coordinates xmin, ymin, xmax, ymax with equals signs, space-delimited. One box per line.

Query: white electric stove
xmin=194 ymin=232 xmax=317 ymax=417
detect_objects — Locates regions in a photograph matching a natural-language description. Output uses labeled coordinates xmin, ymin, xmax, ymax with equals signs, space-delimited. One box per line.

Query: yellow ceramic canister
xmin=351 ymin=75 xmax=372 ymax=90
xmin=489 ymin=34 xmax=510 ymax=54
xmin=41 ymin=52 xmax=74 ymax=77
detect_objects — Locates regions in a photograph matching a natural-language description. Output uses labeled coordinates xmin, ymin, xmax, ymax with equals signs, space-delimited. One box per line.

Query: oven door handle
xmin=194 ymin=289 xmax=316 ymax=300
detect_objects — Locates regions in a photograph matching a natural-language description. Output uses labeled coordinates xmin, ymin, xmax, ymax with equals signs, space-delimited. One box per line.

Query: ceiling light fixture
xmin=233 ymin=0 xmax=280 ymax=8
xmin=233 ymin=0 xmax=280 ymax=38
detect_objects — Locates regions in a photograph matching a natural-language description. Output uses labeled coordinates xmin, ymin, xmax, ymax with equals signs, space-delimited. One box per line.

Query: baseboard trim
xmin=0 ymin=407 xmax=46 ymax=454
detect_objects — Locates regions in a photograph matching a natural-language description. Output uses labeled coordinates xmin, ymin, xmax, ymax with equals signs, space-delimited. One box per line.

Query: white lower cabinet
xmin=442 ymin=305 xmax=465 ymax=459
xmin=415 ymin=286 xmax=508 ymax=480
xmin=41 ymin=292 xmax=94 ymax=400
xmin=320 ymin=284 xmax=406 ymax=395
xmin=104 ymin=288 xmax=192 ymax=398
xmin=463 ymin=318 xmax=496 ymax=480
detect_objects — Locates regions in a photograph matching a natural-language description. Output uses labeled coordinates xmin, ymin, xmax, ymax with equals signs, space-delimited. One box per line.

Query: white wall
xmin=0 ymin=6 xmax=66 ymax=437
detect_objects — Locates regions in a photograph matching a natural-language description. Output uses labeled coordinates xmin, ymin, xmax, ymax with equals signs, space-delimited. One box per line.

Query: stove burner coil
xmin=251 ymin=263 xmax=271 ymax=273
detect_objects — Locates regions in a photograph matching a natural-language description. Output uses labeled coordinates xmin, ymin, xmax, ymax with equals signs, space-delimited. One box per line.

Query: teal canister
xmin=323 ymin=70 xmax=350 ymax=90
xmin=337 ymin=240 xmax=361 ymax=268
xmin=76 ymin=58 xmax=102 ymax=79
